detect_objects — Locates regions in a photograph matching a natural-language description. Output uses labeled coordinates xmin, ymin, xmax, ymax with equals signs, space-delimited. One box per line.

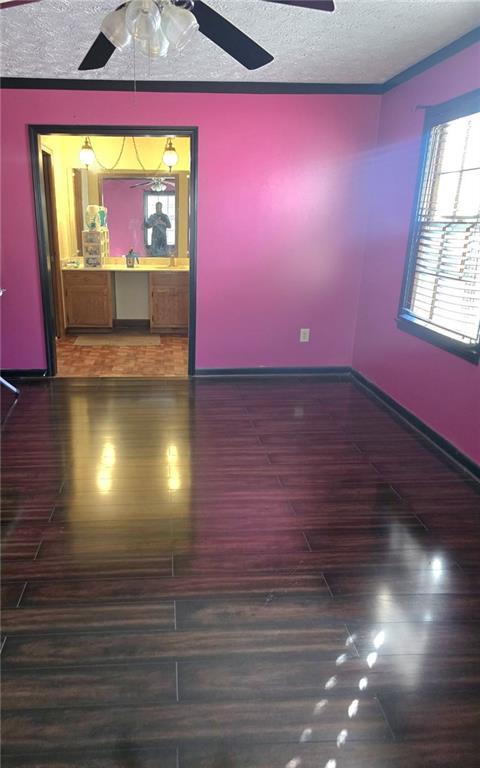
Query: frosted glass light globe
xmin=125 ymin=0 xmax=161 ymax=42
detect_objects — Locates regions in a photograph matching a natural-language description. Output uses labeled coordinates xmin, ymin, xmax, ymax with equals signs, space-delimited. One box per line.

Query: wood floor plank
xmin=19 ymin=574 xmax=329 ymax=606
xmin=3 ymin=697 xmax=391 ymax=755
xmin=324 ymin=569 xmax=476 ymax=596
xmin=2 ymin=662 xmax=177 ymax=710
xmin=2 ymin=602 xmax=174 ymax=636
xmin=3 ymin=627 xmax=348 ymax=669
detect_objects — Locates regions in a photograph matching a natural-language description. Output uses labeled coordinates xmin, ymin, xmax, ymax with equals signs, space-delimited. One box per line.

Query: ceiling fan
xmin=1 ymin=0 xmax=335 ymax=71
xmin=130 ymin=176 xmax=176 ymax=191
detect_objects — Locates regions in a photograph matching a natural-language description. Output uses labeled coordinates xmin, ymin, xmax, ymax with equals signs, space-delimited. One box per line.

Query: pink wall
xmin=353 ymin=43 xmax=480 ymax=464
xmin=102 ymin=179 xmax=145 ymax=256
xmin=0 ymin=89 xmax=380 ymax=371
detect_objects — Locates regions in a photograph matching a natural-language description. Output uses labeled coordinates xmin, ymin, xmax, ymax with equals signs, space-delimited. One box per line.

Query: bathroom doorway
xmin=30 ymin=126 xmax=198 ymax=377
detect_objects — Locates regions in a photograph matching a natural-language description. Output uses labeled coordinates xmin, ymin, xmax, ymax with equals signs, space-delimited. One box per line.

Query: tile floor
xmin=56 ymin=334 xmax=188 ymax=377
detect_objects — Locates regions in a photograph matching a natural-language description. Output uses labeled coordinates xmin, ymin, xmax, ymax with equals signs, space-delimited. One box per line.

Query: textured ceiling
xmin=0 ymin=0 xmax=479 ymax=84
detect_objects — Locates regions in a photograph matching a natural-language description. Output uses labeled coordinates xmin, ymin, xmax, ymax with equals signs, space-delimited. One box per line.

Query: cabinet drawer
xmin=63 ymin=271 xmax=111 ymax=287
xmin=150 ymin=271 xmax=189 ymax=287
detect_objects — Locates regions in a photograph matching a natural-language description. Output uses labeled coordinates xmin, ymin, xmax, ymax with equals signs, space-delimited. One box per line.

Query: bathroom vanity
xmin=62 ymin=263 xmax=189 ymax=333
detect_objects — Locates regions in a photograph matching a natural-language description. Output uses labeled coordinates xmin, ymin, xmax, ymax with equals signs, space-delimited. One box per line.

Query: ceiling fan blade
xmin=192 ymin=0 xmax=273 ymax=70
xmin=79 ymin=32 xmax=116 ymax=71
xmin=130 ymin=181 xmax=150 ymax=188
xmin=262 ymin=1 xmax=335 ymax=10
xmin=0 ymin=0 xmax=42 ymax=8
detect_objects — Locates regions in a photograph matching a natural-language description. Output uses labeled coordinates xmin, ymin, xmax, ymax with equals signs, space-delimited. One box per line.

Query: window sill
xmin=397 ymin=312 xmax=479 ymax=365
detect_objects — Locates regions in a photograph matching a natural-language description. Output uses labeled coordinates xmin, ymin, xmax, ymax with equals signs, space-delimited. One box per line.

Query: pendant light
xmin=162 ymin=137 xmax=179 ymax=172
xmin=79 ymin=137 xmax=95 ymax=167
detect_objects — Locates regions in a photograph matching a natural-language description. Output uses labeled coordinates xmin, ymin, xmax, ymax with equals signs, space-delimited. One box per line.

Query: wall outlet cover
xmin=300 ymin=328 xmax=310 ymax=342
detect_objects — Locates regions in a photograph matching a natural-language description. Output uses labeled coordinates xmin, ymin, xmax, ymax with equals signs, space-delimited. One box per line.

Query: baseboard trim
xmin=351 ymin=370 xmax=480 ymax=482
xmin=1 ymin=369 xmax=47 ymax=378
xmin=112 ymin=319 xmax=150 ymax=329
xmin=195 ymin=366 xmax=352 ymax=377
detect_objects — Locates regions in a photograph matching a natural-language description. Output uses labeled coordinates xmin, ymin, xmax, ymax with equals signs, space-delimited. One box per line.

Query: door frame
xmin=40 ymin=146 xmax=66 ymax=338
xmin=29 ymin=124 xmax=199 ymax=377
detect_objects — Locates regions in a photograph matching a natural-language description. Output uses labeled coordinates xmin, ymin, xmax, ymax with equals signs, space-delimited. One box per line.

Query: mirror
xmin=100 ymin=175 xmax=178 ymax=258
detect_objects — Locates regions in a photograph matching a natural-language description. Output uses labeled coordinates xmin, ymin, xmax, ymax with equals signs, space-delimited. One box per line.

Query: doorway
xmin=30 ymin=126 xmax=198 ymax=377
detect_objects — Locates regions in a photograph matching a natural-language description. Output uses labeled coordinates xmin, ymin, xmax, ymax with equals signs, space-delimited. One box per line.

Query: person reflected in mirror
xmin=145 ymin=202 xmax=171 ymax=256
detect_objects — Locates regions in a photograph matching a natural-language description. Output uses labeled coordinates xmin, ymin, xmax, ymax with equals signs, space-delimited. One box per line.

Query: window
xmin=398 ymin=91 xmax=480 ymax=363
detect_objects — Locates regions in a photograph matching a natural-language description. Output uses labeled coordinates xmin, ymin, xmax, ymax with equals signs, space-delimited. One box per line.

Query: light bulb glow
xmin=79 ymin=137 xmax=95 ymax=167
xmin=162 ymin=138 xmax=179 ymax=170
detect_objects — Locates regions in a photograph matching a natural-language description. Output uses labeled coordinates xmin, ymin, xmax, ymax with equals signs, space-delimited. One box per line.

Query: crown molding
xmin=0 ymin=78 xmax=384 ymax=94
xmin=382 ymin=25 xmax=480 ymax=91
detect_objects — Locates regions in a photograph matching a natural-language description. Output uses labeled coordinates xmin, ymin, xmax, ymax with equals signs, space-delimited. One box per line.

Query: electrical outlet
xmin=300 ymin=328 xmax=310 ymax=343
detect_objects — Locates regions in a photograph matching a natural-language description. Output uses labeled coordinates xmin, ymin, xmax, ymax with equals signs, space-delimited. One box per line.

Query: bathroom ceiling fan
xmin=1 ymin=0 xmax=335 ymax=70
xmin=130 ymin=176 xmax=176 ymax=191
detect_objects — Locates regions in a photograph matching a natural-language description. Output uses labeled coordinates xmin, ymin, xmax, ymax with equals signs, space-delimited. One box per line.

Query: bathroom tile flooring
xmin=56 ymin=334 xmax=188 ymax=377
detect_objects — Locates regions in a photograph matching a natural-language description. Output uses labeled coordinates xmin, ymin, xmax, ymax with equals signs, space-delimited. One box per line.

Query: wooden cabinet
xmin=150 ymin=272 xmax=189 ymax=332
xmin=63 ymin=271 xmax=113 ymax=329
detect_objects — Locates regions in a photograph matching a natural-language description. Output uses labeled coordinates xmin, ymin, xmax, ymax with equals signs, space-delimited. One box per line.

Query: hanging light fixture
xmin=79 ymin=137 xmax=95 ymax=167
xmin=100 ymin=0 xmax=198 ymax=61
xmin=162 ymin=137 xmax=179 ymax=172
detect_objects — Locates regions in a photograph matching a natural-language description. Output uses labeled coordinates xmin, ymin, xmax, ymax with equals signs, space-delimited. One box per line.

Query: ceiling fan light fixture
xmin=162 ymin=137 xmax=179 ymax=171
xmin=160 ymin=1 xmax=199 ymax=51
xmin=100 ymin=6 xmax=132 ymax=50
xmin=79 ymin=137 xmax=95 ymax=167
xmin=125 ymin=0 xmax=161 ymax=42
xmin=139 ymin=24 xmax=170 ymax=58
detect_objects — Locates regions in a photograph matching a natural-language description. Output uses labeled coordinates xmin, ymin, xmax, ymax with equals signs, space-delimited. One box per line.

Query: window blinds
xmin=406 ymin=111 xmax=480 ymax=346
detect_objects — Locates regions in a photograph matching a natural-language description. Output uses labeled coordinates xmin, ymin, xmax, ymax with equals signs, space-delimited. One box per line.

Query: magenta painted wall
xmin=0 ymin=89 xmax=380 ymax=371
xmin=102 ymin=179 xmax=145 ymax=256
xmin=353 ymin=42 xmax=480 ymax=464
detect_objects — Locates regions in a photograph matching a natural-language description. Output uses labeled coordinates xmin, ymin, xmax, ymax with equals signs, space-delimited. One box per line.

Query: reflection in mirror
xmin=144 ymin=189 xmax=176 ymax=256
xmin=100 ymin=175 xmax=178 ymax=258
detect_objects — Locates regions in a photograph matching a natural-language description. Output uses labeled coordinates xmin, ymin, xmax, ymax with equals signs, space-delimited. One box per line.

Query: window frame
xmin=397 ymin=88 xmax=480 ymax=365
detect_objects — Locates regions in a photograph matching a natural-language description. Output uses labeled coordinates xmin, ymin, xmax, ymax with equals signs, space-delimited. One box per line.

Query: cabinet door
xmin=65 ymin=284 xmax=112 ymax=328
xmin=151 ymin=286 xmax=189 ymax=329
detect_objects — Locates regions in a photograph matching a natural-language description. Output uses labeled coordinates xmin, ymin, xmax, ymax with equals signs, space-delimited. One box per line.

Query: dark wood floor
xmin=2 ymin=376 xmax=480 ymax=767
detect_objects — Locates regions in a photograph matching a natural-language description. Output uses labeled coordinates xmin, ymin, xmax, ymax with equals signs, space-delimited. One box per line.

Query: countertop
xmin=61 ymin=264 xmax=189 ymax=273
